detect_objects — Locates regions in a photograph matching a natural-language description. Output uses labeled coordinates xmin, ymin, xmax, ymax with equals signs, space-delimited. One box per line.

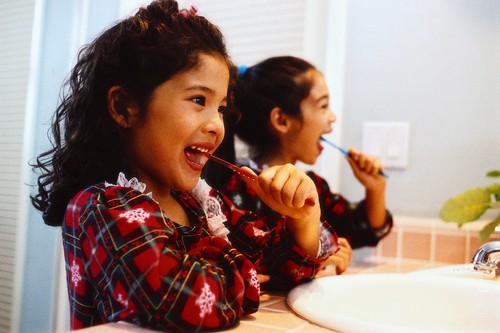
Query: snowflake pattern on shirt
xmin=249 ymin=269 xmax=260 ymax=293
xmin=252 ymin=227 xmax=267 ymax=238
xmin=119 ymin=208 xmax=150 ymax=223
xmin=70 ymin=260 xmax=82 ymax=287
xmin=117 ymin=293 xmax=129 ymax=308
xmin=195 ymin=283 xmax=216 ymax=318
xmin=291 ymin=268 xmax=305 ymax=281
xmin=232 ymin=193 xmax=243 ymax=206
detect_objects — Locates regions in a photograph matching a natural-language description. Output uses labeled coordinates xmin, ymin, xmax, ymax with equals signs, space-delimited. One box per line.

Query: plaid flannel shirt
xmin=62 ymin=177 xmax=337 ymax=331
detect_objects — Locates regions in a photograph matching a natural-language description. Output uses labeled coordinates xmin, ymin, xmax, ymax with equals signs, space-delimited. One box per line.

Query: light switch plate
xmin=362 ymin=122 xmax=410 ymax=169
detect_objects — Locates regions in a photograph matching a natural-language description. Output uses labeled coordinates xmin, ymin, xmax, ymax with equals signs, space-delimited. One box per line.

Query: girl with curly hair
xmin=30 ymin=1 xmax=338 ymax=331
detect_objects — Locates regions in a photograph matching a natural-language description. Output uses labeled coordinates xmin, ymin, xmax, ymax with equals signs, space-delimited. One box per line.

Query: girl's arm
xmin=346 ymin=148 xmax=388 ymax=230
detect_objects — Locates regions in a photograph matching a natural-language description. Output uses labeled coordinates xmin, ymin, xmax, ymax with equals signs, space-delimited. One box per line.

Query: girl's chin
xmin=300 ymin=155 xmax=319 ymax=165
xmin=173 ymin=171 xmax=202 ymax=192
xmin=185 ymin=177 xmax=201 ymax=191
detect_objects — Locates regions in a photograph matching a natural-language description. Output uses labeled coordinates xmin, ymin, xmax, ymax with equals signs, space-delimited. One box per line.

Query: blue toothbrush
xmin=320 ymin=137 xmax=388 ymax=178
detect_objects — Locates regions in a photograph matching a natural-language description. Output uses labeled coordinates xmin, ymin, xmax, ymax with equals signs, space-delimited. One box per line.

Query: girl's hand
xmin=241 ymin=164 xmax=321 ymax=256
xmin=241 ymin=164 xmax=320 ymax=219
xmin=346 ymin=148 xmax=386 ymax=191
xmin=315 ymin=238 xmax=352 ymax=277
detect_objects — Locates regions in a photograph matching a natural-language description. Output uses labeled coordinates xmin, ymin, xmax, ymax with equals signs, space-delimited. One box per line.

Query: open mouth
xmin=317 ymin=136 xmax=324 ymax=150
xmin=185 ymin=145 xmax=210 ymax=167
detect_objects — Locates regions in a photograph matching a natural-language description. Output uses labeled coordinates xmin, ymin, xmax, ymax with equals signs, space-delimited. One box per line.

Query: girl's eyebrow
xmin=316 ymin=95 xmax=329 ymax=104
xmin=186 ymin=85 xmax=213 ymax=93
xmin=186 ymin=85 xmax=228 ymax=103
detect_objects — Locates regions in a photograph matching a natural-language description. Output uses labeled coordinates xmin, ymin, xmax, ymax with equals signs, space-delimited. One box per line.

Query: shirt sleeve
xmin=217 ymin=188 xmax=338 ymax=291
xmin=307 ymin=171 xmax=393 ymax=249
xmin=62 ymin=185 xmax=259 ymax=331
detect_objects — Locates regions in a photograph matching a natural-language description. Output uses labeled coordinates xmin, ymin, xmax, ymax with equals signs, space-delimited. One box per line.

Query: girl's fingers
xmin=347 ymin=150 xmax=384 ymax=177
xmin=261 ymin=165 xmax=315 ymax=208
xmin=293 ymin=178 xmax=316 ymax=208
xmin=241 ymin=164 xmax=318 ymax=217
xmin=258 ymin=274 xmax=270 ymax=284
xmin=316 ymin=238 xmax=352 ymax=277
xmin=266 ymin=166 xmax=290 ymax=207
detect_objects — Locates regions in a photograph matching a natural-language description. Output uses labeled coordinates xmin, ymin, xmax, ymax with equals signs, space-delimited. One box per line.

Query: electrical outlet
xmin=362 ymin=122 xmax=410 ymax=169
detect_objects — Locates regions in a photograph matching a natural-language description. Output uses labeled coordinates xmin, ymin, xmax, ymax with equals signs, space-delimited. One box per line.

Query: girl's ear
xmin=107 ymin=85 xmax=139 ymax=128
xmin=269 ymin=107 xmax=291 ymax=134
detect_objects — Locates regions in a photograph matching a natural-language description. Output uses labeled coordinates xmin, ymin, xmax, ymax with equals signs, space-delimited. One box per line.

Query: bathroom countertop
xmin=74 ymin=258 xmax=461 ymax=333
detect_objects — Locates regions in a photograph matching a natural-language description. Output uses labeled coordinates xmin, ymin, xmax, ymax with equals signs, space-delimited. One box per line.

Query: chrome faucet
xmin=472 ymin=241 xmax=500 ymax=276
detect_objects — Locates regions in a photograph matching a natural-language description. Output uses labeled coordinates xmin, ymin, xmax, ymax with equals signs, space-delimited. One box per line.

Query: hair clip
xmin=188 ymin=4 xmax=199 ymax=16
xmin=238 ymin=65 xmax=248 ymax=76
xmin=179 ymin=4 xmax=199 ymax=18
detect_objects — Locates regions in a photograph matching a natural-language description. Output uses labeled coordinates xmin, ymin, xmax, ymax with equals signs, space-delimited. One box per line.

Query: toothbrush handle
xmin=345 ymin=152 xmax=388 ymax=178
xmin=321 ymin=138 xmax=388 ymax=178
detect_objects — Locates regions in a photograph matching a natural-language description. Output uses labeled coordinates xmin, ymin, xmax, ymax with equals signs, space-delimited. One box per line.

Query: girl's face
xmin=127 ymin=53 xmax=229 ymax=194
xmin=285 ymin=70 xmax=336 ymax=165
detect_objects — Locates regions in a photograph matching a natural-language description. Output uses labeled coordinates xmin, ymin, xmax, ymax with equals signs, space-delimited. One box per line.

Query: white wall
xmin=338 ymin=0 xmax=500 ymax=217
xmin=20 ymin=1 xmax=120 ymax=332
xmin=0 ymin=2 xmax=37 ymax=332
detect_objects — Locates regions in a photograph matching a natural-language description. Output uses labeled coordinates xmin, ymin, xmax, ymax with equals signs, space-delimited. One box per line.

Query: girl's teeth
xmin=190 ymin=146 xmax=208 ymax=153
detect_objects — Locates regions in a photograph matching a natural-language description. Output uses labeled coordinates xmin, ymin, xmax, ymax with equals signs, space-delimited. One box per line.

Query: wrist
xmin=287 ymin=212 xmax=321 ymax=256
xmin=365 ymin=184 xmax=386 ymax=197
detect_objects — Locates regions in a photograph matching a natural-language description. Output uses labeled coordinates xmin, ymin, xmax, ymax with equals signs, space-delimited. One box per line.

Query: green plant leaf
xmin=439 ymin=188 xmax=491 ymax=226
xmin=479 ymin=215 xmax=500 ymax=242
xmin=487 ymin=170 xmax=500 ymax=178
xmin=487 ymin=184 xmax=500 ymax=201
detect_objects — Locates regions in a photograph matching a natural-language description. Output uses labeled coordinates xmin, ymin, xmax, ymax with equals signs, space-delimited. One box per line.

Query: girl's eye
xmin=218 ymin=105 xmax=227 ymax=114
xmin=192 ymin=96 xmax=206 ymax=106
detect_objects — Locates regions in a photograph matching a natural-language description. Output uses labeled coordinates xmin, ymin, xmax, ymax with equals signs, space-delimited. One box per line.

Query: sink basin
xmin=410 ymin=264 xmax=496 ymax=279
xmin=287 ymin=273 xmax=500 ymax=333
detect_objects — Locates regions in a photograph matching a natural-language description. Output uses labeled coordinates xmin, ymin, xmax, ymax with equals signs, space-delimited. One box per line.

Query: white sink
xmin=409 ymin=263 xmax=482 ymax=277
xmin=287 ymin=273 xmax=500 ymax=333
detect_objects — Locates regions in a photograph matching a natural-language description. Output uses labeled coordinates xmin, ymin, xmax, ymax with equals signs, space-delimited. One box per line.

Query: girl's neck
xmin=256 ymin=152 xmax=296 ymax=168
xmin=157 ymin=191 xmax=191 ymax=227
xmin=139 ymin=177 xmax=191 ymax=227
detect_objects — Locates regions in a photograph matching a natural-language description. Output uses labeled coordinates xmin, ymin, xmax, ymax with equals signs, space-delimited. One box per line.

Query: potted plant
xmin=440 ymin=170 xmax=500 ymax=241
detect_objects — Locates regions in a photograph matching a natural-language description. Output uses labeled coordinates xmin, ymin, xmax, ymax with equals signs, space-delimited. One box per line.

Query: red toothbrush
xmin=205 ymin=153 xmax=315 ymax=206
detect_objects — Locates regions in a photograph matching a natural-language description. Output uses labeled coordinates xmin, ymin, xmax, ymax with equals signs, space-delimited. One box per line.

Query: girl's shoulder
xmin=305 ymin=170 xmax=332 ymax=193
xmin=305 ymin=170 xmax=326 ymax=183
xmin=68 ymin=173 xmax=156 ymax=215
xmin=305 ymin=170 xmax=322 ymax=179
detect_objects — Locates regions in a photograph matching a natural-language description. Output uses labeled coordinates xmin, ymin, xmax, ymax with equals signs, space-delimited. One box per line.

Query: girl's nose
xmin=205 ymin=109 xmax=224 ymax=136
xmin=328 ymin=109 xmax=337 ymax=124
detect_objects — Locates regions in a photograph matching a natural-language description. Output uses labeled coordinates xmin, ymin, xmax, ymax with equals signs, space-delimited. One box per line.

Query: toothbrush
xmin=320 ymin=137 xmax=388 ymax=178
xmin=204 ymin=152 xmax=258 ymax=183
xmin=204 ymin=152 xmax=316 ymax=206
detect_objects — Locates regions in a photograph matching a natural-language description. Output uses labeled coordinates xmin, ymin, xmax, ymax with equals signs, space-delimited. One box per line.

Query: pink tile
xmin=401 ymin=231 xmax=431 ymax=261
xmin=434 ymin=234 xmax=466 ymax=264
xmin=378 ymin=230 xmax=398 ymax=258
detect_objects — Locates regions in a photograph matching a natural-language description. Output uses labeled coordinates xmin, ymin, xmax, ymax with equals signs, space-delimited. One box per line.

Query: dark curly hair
xmin=31 ymin=0 xmax=236 ymax=226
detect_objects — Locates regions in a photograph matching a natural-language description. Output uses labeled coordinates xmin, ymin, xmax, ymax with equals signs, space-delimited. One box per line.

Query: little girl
xmin=205 ymin=56 xmax=393 ymax=275
xmin=30 ymin=3 xmax=337 ymax=332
